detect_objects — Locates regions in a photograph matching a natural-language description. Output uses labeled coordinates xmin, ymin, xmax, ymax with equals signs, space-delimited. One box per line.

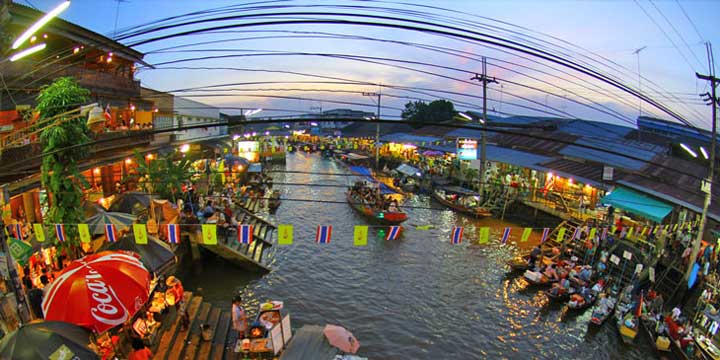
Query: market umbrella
xmin=108 ymin=191 xmax=157 ymax=215
xmin=149 ymin=200 xmax=180 ymax=224
xmin=323 ymin=324 xmax=360 ymax=354
xmin=421 ymin=150 xmax=444 ymax=157
xmin=0 ymin=321 xmax=99 ymax=360
xmin=86 ymin=211 xmax=136 ymax=235
xmin=224 ymin=154 xmax=250 ymax=167
xmin=83 ymin=200 xmax=106 ymax=218
xmin=42 ymin=251 xmax=151 ymax=334
xmin=99 ymin=233 xmax=175 ymax=274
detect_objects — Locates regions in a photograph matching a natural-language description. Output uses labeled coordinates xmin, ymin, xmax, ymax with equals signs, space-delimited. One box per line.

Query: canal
xmin=185 ymin=152 xmax=653 ymax=359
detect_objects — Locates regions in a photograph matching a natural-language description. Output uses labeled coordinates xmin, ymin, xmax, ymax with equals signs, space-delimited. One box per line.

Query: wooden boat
xmin=618 ymin=313 xmax=640 ymax=344
xmin=545 ymin=287 xmax=573 ymax=302
xmin=566 ymin=292 xmax=597 ymax=312
xmin=432 ymin=186 xmax=492 ymax=218
xmin=268 ymin=190 xmax=281 ymax=214
xmin=589 ymin=296 xmax=617 ymax=326
xmin=507 ymin=255 xmax=532 ymax=271
xmin=346 ymin=192 xmax=408 ymax=225
xmin=523 ymin=270 xmax=558 ymax=287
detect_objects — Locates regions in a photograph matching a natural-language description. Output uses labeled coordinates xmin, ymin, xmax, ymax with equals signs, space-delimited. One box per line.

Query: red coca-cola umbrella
xmin=42 ymin=251 xmax=151 ymax=334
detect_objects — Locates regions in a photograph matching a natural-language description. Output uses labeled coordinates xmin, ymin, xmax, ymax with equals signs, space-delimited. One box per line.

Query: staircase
xmin=540 ymin=219 xmax=583 ymax=254
xmin=654 ymin=255 xmax=686 ymax=306
xmin=153 ymin=291 xmax=234 ymax=360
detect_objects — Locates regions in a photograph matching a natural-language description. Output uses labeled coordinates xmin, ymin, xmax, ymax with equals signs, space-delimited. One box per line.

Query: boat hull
xmin=432 ymin=191 xmax=491 ymax=218
xmin=346 ymin=192 xmax=408 ymax=225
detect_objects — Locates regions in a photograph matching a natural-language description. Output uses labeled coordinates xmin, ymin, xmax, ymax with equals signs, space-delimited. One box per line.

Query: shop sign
xmin=610 ymin=254 xmax=620 ymax=265
xmin=649 ymin=267 xmax=655 ymax=282
xmin=602 ymin=166 xmax=614 ymax=181
xmin=457 ymin=138 xmax=477 ymax=160
xmin=622 ymin=250 xmax=632 ymax=260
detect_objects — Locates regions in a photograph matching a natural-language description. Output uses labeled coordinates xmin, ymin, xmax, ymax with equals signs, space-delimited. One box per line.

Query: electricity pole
xmin=362 ymin=89 xmax=382 ymax=171
xmin=687 ymin=42 xmax=718 ymax=281
xmin=471 ymin=57 xmax=498 ymax=200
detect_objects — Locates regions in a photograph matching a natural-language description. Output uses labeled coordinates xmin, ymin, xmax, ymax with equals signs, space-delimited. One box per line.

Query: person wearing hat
xmin=166 ymin=276 xmax=184 ymax=309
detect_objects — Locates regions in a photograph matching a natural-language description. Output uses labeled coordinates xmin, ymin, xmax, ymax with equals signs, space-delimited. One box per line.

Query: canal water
xmin=185 ymin=152 xmax=653 ymax=359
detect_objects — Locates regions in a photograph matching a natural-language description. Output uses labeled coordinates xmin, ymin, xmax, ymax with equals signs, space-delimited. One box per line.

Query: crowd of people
xmin=349 ymin=181 xmax=400 ymax=213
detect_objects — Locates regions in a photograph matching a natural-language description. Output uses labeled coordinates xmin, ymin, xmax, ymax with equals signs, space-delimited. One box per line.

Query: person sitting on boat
xmin=543 ymin=264 xmax=559 ymax=281
xmin=388 ymin=200 xmax=399 ymax=213
xmin=529 ymin=246 xmax=542 ymax=269
xmin=594 ymin=293 xmax=612 ymax=317
xmin=591 ymin=279 xmax=605 ymax=294
xmin=548 ymin=282 xmax=564 ymax=296
xmin=578 ymin=266 xmax=593 ymax=283
xmin=569 ymin=293 xmax=586 ymax=308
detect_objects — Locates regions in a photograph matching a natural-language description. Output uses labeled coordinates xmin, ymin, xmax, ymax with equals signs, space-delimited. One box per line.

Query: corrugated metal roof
xmin=491 ymin=132 xmax=575 ymax=155
xmin=558 ymin=119 xmax=634 ymax=138
xmin=380 ymin=133 xmax=442 ymax=144
xmin=559 ymin=144 xmax=648 ymax=171
xmin=538 ymin=158 xmax=607 ymax=189
xmin=485 ymin=145 xmax=552 ymax=170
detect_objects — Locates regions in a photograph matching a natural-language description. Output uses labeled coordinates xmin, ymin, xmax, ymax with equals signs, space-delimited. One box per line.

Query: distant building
xmin=140 ymin=88 xmax=225 ymax=142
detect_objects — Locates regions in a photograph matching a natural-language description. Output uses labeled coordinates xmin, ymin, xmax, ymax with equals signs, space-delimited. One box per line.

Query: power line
xmin=634 ymin=0 xmax=700 ymax=73
xmin=647 ymin=0 xmax=705 ymax=69
xmin=674 ymin=0 xmax=705 ymax=43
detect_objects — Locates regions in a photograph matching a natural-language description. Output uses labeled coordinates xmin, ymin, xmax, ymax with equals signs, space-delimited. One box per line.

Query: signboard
xmin=610 ymin=254 xmax=621 ymax=265
xmin=8 ymin=238 xmax=32 ymax=266
xmin=649 ymin=267 xmax=655 ymax=282
xmin=271 ymin=324 xmax=283 ymax=355
xmin=634 ymin=263 xmax=643 ymax=274
xmin=457 ymin=139 xmax=478 ymax=160
xmin=623 ymin=250 xmax=632 ymax=260
xmin=281 ymin=315 xmax=292 ymax=346
xmin=602 ymin=166 xmax=614 ymax=181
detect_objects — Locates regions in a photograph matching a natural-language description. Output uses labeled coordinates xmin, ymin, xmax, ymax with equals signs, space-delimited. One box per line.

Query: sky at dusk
xmin=21 ymin=0 xmax=720 ymax=129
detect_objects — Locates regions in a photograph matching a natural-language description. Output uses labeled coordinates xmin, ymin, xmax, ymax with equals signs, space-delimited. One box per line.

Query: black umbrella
xmin=99 ymin=233 xmax=176 ymax=274
xmin=108 ymin=191 xmax=157 ymax=215
xmin=0 ymin=321 xmax=99 ymax=360
xmin=82 ymin=200 xmax=106 ymax=218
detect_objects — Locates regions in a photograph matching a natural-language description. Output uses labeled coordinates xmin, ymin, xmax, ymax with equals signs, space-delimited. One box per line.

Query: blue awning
xmin=600 ymin=187 xmax=672 ymax=223
xmin=349 ymin=166 xmax=396 ymax=194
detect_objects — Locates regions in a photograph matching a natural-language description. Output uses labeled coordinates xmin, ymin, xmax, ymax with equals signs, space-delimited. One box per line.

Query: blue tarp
xmin=349 ymin=166 xmax=396 ymax=195
xmin=600 ymin=187 xmax=672 ymax=223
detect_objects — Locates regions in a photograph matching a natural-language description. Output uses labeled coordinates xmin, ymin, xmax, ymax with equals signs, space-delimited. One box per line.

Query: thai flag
xmin=12 ymin=223 xmax=23 ymax=241
xmin=450 ymin=226 xmax=463 ymax=244
xmin=316 ymin=225 xmax=332 ymax=244
xmin=167 ymin=224 xmax=180 ymax=244
xmin=238 ymin=224 xmax=253 ymax=244
xmin=540 ymin=228 xmax=550 ymax=243
xmin=601 ymin=227 xmax=608 ymax=240
xmin=105 ymin=224 xmax=117 ymax=243
xmin=55 ymin=224 xmax=65 ymax=243
xmin=572 ymin=227 xmax=580 ymax=240
xmin=386 ymin=226 xmax=401 ymax=241
xmin=501 ymin=227 xmax=511 ymax=245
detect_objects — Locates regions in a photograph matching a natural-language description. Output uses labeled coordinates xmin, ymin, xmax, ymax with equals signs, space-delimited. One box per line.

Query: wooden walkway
xmin=152 ymin=291 xmax=235 ymax=360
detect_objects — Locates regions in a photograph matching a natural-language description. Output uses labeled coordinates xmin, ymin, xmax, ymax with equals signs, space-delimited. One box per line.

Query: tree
xmin=38 ymin=77 xmax=91 ymax=257
xmin=132 ymin=150 xmax=195 ymax=203
xmin=401 ymin=100 xmax=456 ymax=126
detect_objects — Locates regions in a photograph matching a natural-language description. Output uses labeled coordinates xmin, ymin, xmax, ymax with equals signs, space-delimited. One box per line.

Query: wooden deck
xmin=151 ymin=291 xmax=235 ymax=360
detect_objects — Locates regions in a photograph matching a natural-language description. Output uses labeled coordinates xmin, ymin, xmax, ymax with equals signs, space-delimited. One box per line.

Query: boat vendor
xmin=529 ymin=246 xmax=542 ymax=269
xmin=543 ymin=264 xmax=560 ymax=282
xmin=232 ymin=295 xmax=248 ymax=339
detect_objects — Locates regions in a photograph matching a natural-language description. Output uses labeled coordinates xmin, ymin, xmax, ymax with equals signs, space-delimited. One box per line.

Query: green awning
xmin=601 ymin=187 xmax=672 ymax=223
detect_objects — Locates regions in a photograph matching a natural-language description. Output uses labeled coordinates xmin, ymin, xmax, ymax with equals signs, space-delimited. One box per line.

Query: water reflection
xmin=184 ymin=152 xmax=652 ymax=359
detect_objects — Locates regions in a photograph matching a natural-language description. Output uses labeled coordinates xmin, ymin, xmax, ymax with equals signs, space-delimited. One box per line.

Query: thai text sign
xmin=457 ymin=138 xmax=478 ymax=160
